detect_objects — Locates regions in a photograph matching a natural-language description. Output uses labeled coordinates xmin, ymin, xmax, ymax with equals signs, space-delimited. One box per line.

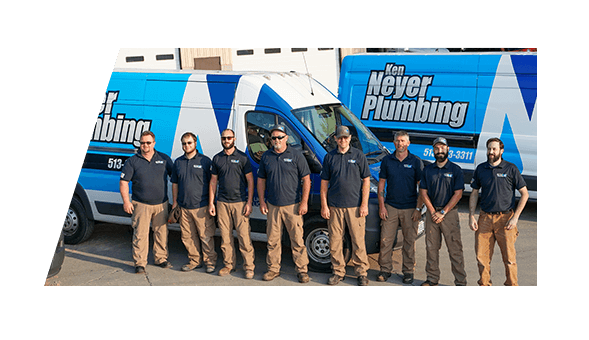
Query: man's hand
xmin=243 ymin=202 xmax=252 ymax=217
xmin=298 ymin=202 xmax=308 ymax=216
xmin=359 ymin=203 xmax=369 ymax=217
xmin=260 ymin=201 xmax=268 ymax=215
xmin=123 ymin=201 xmax=134 ymax=215
xmin=321 ymin=205 xmax=330 ymax=220
xmin=469 ymin=215 xmax=478 ymax=231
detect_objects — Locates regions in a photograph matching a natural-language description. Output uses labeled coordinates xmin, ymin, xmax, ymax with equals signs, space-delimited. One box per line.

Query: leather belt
xmin=483 ymin=209 xmax=513 ymax=215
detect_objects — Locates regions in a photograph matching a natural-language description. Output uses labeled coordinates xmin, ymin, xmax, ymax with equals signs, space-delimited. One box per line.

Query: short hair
xmin=486 ymin=137 xmax=504 ymax=149
xmin=394 ymin=130 xmax=410 ymax=141
xmin=141 ymin=130 xmax=155 ymax=140
xmin=222 ymin=129 xmax=235 ymax=137
xmin=181 ymin=132 xmax=197 ymax=143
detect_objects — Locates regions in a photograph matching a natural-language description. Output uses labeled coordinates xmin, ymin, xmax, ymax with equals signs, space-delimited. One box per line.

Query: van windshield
xmin=291 ymin=104 xmax=388 ymax=163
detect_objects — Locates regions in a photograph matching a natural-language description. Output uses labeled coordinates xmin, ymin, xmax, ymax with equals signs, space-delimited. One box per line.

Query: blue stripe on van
xmin=206 ymin=74 xmax=242 ymax=134
xmin=255 ymin=84 xmax=293 ymax=113
xmin=511 ymin=55 xmax=537 ymax=121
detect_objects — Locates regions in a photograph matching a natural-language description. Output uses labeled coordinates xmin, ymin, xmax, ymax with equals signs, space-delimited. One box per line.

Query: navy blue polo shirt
xmin=419 ymin=160 xmax=464 ymax=208
xmin=120 ymin=150 xmax=173 ymax=205
xmin=211 ymin=148 xmax=252 ymax=203
xmin=379 ymin=151 xmax=424 ymax=209
xmin=471 ymin=160 xmax=527 ymax=213
xmin=258 ymin=145 xmax=310 ymax=207
xmin=320 ymin=146 xmax=370 ymax=208
xmin=170 ymin=152 xmax=212 ymax=209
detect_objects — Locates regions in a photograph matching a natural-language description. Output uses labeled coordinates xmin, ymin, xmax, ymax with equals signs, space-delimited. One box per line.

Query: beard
xmin=435 ymin=151 xmax=448 ymax=162
xmin=487 ymin=153 xmax=501 ymax=163
xmin=223 ymin=141 xmax=235 ymax=150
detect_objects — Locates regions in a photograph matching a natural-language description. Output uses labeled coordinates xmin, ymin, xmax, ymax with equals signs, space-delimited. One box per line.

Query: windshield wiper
xmin=365 ymin=150 xmax=383 ymax=157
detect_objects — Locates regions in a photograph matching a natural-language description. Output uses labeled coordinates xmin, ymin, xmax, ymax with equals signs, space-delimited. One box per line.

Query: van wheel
xmin=63 ymin=196 xmax=94 ymax=244
xmin=304 ymin=216 xmax=351 ymax=273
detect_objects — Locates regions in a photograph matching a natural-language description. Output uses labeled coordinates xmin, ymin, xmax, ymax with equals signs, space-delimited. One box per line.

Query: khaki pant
xmin=475 ymin=211 xmax=519 ymax=286
xmin=179 ymin=206 xmax=218 ymax=267
xmin=424 ymin=209 xmax=467 ymax=285
xmin=328 ymin=206 xmax=370 ymax=277
xmin=131 ymin=201 xmax=169 ymax=268
xmin=378 ymin=204 xmax=419 ymax=274
xmin=217 ymin=201 xmax=255 ymax=271
xmin=266 ymin=203 xmax=309 ymax=274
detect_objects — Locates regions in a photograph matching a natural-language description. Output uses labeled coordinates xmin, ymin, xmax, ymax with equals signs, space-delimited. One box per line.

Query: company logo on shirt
xmin=283 ymin=158 xmax=293 ymax=163
xmin=443 ymin=173 xmax=453 ymax=178
xmin=231 ymin=159 xmax=240 ymax=164
xmin=194 ymin=164 xmax=202 ymax=168
xmin=404 ymin=164 xmax=413 ymax=168
xmin=155 ymin=160 xmax=164 ymax=164
xmin=496 ymin=173 xmax=507 ymax=178
xmin=348 ymin=159 xmax=357 ymax=164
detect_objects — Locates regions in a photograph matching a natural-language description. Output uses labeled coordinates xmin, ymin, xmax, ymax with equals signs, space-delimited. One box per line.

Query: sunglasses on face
xmin=271 ymin=135 xmax=287 ymax=141
xmin=140 ymin=141 xmax=153 ymax=145
xmin=181 ymin=141 xmax=194 ymax=146
xmin=221 ymin=136 xmax=234 ymax=140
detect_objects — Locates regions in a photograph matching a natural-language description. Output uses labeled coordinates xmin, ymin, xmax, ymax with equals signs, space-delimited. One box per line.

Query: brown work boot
xmin=357 ymin=275 xmax=369 ymax=286
xmin=376 ymin=271 xmax=391 ymax=282
xmin=327 ymin=274 xmax=345 ymax=286
xmin=421 ymin=280 xmax=438 ymax=286
xmin=263 ymin=271 xmax=280 ymax=281
xmin=297 ymin=272 xmax=310 ymax=283
xmin=218 ymin=267 xmax=233 ymax=276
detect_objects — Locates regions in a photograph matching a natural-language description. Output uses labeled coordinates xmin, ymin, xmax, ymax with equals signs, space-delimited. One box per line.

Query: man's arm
xmin=469 ymin=188 xmax=480 ymax=231
xmin=320 ymin=179 xmax=330 ymax=220
xmin=243 ymin=172 xmax=254 ymax=216
xmin=378 ymin=178 xmax=387 ymax=220
xmin=299 ymin=175 xmax=311 ymax=215
xmin=359 ymin=177 xmax=370 ymax=217
xmin=119 ymin=180 xmax=133 ymax=215
xmin=257 ymin=177 xmax=268 ymax=215
xmin=172 ymin=183 xmax=179 ymax=209
xmin=208 ymin=174 xmax=218 ymax=216
xmin=507 ymin=186 xmax=529 ymax=230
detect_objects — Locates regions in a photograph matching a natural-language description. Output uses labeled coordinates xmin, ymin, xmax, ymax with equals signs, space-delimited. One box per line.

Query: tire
xmin=63 ymin=196 xmax=94 ymax=244
xmin=304 ymin=216 xmax=351 ymax=273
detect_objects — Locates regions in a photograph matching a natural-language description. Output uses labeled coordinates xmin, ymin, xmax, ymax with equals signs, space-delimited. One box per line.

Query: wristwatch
xmin=440 ymin=209 xmax=446 ymax=215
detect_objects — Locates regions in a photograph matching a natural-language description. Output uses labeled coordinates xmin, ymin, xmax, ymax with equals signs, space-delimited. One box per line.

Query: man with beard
xmin=469 ymin=138 xmax=528 ymax=286
xmin=419 ymin=137 xmax=467 ymax=286
xmin=171 ymin=132 xmax=218 ymax=273
xmin=258 ymin=124 xmax=311 ymax=283
xmin=377 ymin=130 xmax=424 ymax=284
xmin=209 ymin=129 xmax=255 ymax=279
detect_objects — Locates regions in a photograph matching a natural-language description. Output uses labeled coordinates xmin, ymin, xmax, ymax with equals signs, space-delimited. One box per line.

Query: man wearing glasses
xmin=209 ymin=129 xmax=256 ymax=279
xmin=171 ymin=132 xmax=218 ymax=274
xmin=120 ymin=131 xmax=174 ymax=274
xmin=257 ymin=124 xmax=311 ymax=283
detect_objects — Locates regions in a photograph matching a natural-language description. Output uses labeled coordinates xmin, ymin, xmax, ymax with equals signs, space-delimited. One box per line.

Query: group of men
xmin=119 ymin=125 xmax=528 ymax=286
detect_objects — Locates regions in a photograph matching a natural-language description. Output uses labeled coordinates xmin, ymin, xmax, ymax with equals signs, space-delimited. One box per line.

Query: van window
xmin=246 ymin=111 xmax=302 ymax=163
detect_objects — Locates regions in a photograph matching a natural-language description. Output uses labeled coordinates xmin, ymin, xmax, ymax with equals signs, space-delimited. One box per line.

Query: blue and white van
xmin=65 ymin=69 xmax=391 ymax=272
xmin=338 ymin=53 xmax=537 ymax=199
